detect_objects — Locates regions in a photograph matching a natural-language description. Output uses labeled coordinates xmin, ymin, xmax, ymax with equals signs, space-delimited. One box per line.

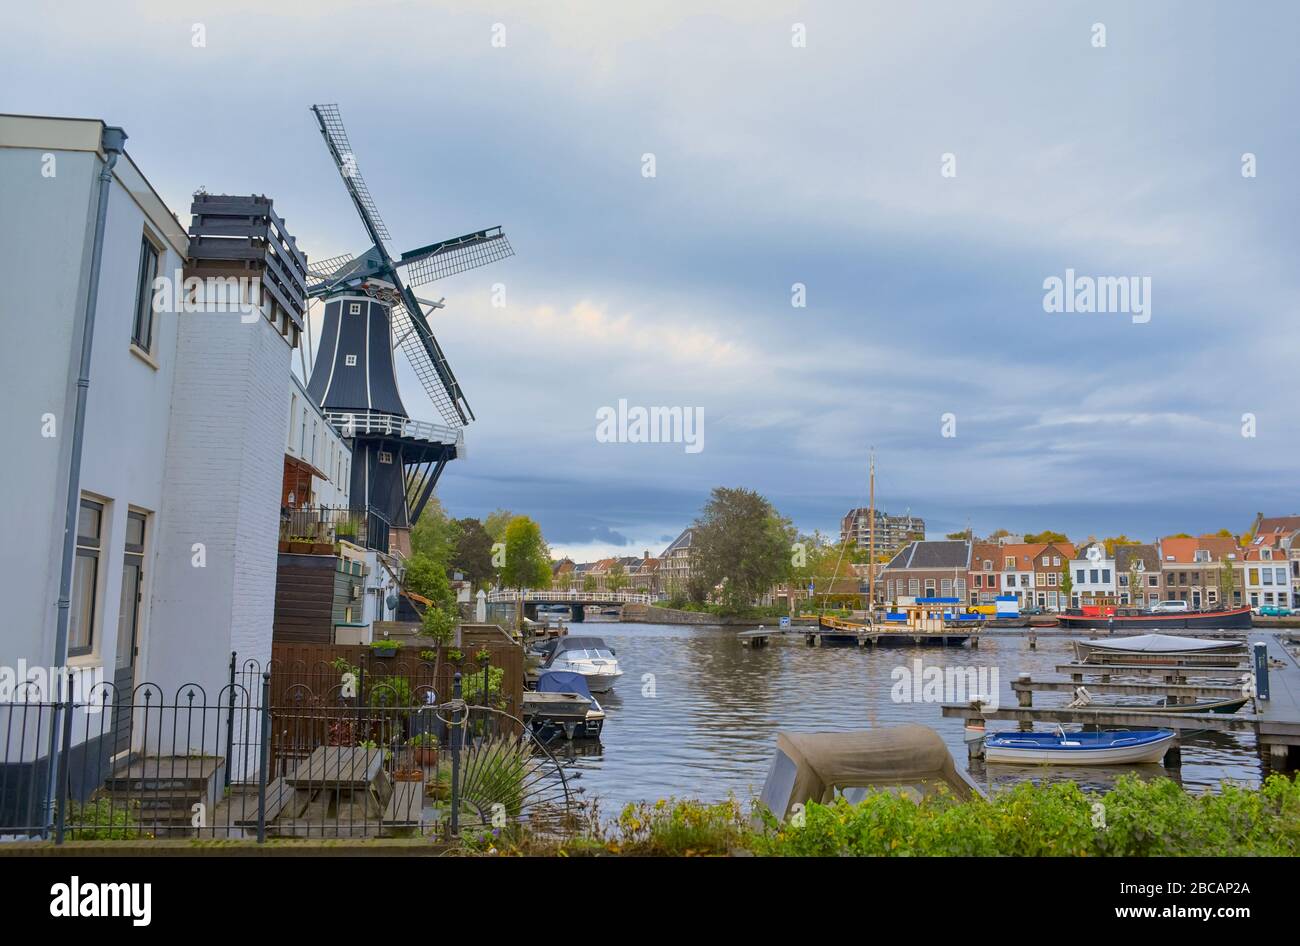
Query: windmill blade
xmin=310 ymin=103 xmax=392 ymax=246
xmin=307 ymin=252 xmax=360 ymax=281
xmin=397 ymin=226 xmax=514 ymax=289
xmin=390 ymin=297 xmax=474 ymax=428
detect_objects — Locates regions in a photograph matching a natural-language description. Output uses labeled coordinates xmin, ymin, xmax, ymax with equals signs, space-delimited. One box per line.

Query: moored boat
xmin=1058 ymin=605 xmax=1252 ymax=631
xmin=535 ymin=635 xmax=624 ymax=692
xmin=984 ymin=728 xmax=1176 ymax=765
xmin=1073 ymin=633 xmax=1247 ymax=664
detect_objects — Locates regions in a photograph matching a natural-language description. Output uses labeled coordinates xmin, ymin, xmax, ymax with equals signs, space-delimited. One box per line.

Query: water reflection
xmin=546 ymin=623 xmax=1262 ymax=812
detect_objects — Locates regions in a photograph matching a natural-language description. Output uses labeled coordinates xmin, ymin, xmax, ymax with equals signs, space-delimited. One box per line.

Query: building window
xmin=117 ymin=511 xmax=146 ymax=674
xmin=1090 ymin=569 xmax=1099 ymax=583
xmin=131 ymin=236 xmax=160 ymax=352
xmin=345 ymin=354 xmax=357 ymax=366
xmin=1101 ymin=569 xmax=1110 ymax=583
xmin=377 ymin=450 xmax=393 ymax=465
xmin=1076 ymin=569 xmax=1085 ymax=583
xmin=349 ymin=303 xmax=361 ymax=315
xmin=908 ymin=579 xmax=919 ymax=596
xmin=70 ymin=498 xmax=104 ymax=657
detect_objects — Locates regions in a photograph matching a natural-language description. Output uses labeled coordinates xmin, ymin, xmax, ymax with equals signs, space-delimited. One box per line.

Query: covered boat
xmin=984 ymin=728 xmax=1176 ymax=765
xmin=756 ymin=725 xmax=981 ymax=822
xmin=1073 ymin=633 xmax=1247 ymax=664
xmin=525 ymin=669 xmax=604 ymax=740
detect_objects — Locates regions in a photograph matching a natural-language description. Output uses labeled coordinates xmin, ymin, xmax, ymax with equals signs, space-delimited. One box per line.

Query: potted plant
xmin=370 ymin=639 xmax=401 ymax=659
xmin=407 ymin=731 xmax=438 ymax=767
xmin=288 ymin=535 xmax=314 ymax=554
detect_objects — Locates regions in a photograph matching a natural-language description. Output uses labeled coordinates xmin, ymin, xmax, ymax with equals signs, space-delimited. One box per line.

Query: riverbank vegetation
xmin=457 ymin=774 xmax=1300 ymax=857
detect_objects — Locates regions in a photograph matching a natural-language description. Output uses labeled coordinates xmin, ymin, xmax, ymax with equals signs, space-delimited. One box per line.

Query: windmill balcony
xmin=280 ymin=504 xmax=391 ymax=554
xmin=324 ymin=409 xmax=461 ymax=448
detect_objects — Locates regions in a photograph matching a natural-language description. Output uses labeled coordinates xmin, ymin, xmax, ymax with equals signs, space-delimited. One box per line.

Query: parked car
xmin=1149 ymin=600 xmax=1190 ymax=613
xmin=1257 ymin=604 xmax=1293 ymax=617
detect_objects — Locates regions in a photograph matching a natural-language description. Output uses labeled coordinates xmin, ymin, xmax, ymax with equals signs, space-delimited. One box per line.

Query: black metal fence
xmin=0 ymin=655 xmax=572 ymax=844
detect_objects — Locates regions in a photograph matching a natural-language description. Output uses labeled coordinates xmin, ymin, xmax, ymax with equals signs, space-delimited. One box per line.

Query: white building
xmin=1 ymin=115 xmax=308 ymax=818
xmin=1068 ymin=542 xmax=1117 ymax=608
xmin=1243 ymin=542 xmax=1290 ymax=610
xmin=285 ymin=372 xmax=352 ymax=511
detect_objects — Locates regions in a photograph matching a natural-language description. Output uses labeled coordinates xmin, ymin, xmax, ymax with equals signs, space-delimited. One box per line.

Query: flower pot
xmin=289 ymin=541 xmax=312 ymax=554
xmin=413 ymin=747 xmax=438 ymax=767
xmin=278 ymin=540 xmax=290 ymax=553
xmin=311 ymin=542 xmax=333 ymax=555
xmin=373 ymin=648 xmax=398 ymax=659
xmin=392 ymin=768 xmax=424 ymax=782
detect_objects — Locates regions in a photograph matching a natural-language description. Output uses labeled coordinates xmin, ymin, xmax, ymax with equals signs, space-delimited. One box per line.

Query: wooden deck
xmin=1253 ymin=633 xmax=1300 ymax=759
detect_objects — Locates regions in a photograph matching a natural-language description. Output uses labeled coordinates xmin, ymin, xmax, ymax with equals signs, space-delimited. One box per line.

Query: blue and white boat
xmin=984 ymin=727 xmax=1176 ymax=765
xmin=531 ymin=669 xmax=604 ymax=739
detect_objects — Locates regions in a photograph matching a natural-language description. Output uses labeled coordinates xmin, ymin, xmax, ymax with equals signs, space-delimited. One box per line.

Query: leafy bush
xmin=466 ymin=775 xmax=1300 ymax=857
xmin=64 ymin=797 xmax=148 ymax=840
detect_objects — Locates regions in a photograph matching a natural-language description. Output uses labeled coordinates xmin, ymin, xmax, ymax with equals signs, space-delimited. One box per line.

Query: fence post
xmin=356 ymin=658 xmax=366 ymax=738
xmin=54 ymin=696 xmax=74 ymax=844
xmin=450 ymin=672 xmax=462 ymax=838
xmin=257 ymin=671 xmax=271 ymax=843
xmin=224 ymin=651 xmax=237 ymax=788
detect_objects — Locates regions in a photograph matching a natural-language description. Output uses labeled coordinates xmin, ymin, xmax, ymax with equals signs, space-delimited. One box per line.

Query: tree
xmin=988 ymin=529 xmax=1011 ymax=540
xmin=501 ymin=516 xmax=551 ymax=590
xmin=582 ymin=574 xmax=597 ymax=593
xmin=410 ymin=497 xmax=461 ymax=570
xmin=946 ymin=529 xmax=972 ymax=540
xmin=1024 ymin=530 xmax=1069 ymax=544
xmin=484 ymin=508 xmax=515 ymax=543
xmin=691 ymin=487 xmax=796 ymax=613
xmin=1218 ymin=559 xmax=1238 ymax=603
xmin=500 ymin=516 xmax=551 ymax=632
xmin=403 ymin=553 xmax=455 ymax=606
xmin=1060 ymin=562 xmax=1074 ymax=604
xmin=451 ymin=517 xmax=495 ymax=589
xmin=1128 ymin=562 xmax=1143 ymax=605
xmin=1102 ymin=535 xmax=1141 ymax=557
xmin=607 ymin=560 xmax=629 ymax=592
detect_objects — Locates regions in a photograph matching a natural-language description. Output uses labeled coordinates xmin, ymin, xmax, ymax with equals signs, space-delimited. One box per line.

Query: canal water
xmin=550 ymin=621 xmax=1261 ymax=814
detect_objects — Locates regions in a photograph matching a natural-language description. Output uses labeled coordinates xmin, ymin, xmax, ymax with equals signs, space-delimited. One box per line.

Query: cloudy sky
xmin=5 ymin=2 xmax=1298 ymax=558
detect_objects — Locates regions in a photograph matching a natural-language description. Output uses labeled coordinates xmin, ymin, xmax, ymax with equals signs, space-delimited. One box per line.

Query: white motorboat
xmin=537 ymin=635 xmax=624 ymax=693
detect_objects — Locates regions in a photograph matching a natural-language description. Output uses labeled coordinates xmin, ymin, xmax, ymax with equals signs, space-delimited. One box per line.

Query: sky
xmin=5 ymin=1 xmax=1299 ymax=559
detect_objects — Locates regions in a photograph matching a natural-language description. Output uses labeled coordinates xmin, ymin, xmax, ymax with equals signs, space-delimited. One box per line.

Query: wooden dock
xmin=940 ymin=632 xmax=1300 ymax=769
xmin=738 ymin=624 xmax=980 ymax=648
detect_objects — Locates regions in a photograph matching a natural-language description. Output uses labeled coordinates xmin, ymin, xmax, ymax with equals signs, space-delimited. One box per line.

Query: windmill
xmin=303 ymin=104 xmax=512 ymax=548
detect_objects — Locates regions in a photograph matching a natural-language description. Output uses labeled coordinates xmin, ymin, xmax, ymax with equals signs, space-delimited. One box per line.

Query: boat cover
xmin=761 ymin=725 xmax=975 ymax=820
xmin=1082 ymin=633 xmax=1242 ymax=653
xmin=536 ymin=670 xmax=594 ymax=700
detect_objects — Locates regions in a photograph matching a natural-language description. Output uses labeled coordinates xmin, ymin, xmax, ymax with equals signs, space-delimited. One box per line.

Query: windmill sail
xmin=303 ymin=101 xmax=511 ymax=529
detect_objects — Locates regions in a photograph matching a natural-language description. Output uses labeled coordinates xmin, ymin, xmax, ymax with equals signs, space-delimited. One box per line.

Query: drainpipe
xmin=44 ymin=125 xmax=128 ymax=834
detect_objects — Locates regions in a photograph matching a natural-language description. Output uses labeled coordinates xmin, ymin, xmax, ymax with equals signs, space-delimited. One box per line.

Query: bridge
xmin=486 ymin=589 xmax=652 ymax=622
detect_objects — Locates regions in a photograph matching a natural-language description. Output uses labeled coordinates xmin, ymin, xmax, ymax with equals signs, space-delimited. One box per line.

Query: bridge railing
xmin=486 ymin=590 xmax=651 ymax=605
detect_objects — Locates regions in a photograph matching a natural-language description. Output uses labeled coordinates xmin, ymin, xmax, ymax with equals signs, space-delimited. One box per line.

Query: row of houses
xmin=552 ymin=527 xmax=697 ymax=598
xmin=882 ymin=516 xmax=1300 ymax=612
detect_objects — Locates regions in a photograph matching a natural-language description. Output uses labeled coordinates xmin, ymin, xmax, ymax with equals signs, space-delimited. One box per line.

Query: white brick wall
xmin=145 ymin=306 xmax=291 ymax=710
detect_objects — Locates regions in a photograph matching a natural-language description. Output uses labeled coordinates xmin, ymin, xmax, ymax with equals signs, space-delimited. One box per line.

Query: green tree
xmin=404 ymin=553 xmax=455 ymax=606
xmin=451 ymin=517 xmax=495 ymax=589
xmin=582 ymin=574 xmax=597 ymax=593
xmin=946 ymin=529 xmax=972 ymax=540
xmin=484 ymin=508 xmax=515 ymax=543
xmin=410 ymin=497 xmax=461 ymax=569
xmin=1060 ymin=562 xmax=1074 ymax=604
xmin=1218 ymin=560 xmax=1238 ymax=603
xmin=691 ymin=487 xmax=796 ymax=613
xmin=501 ymin=516 xmax=551 ymax=591
xmin=607 ymin=560 xmax=629 ymax=592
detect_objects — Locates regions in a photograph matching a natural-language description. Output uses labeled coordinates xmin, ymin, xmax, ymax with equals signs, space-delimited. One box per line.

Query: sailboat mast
xmin=868 ymin=448 xmax=876 ymax=610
